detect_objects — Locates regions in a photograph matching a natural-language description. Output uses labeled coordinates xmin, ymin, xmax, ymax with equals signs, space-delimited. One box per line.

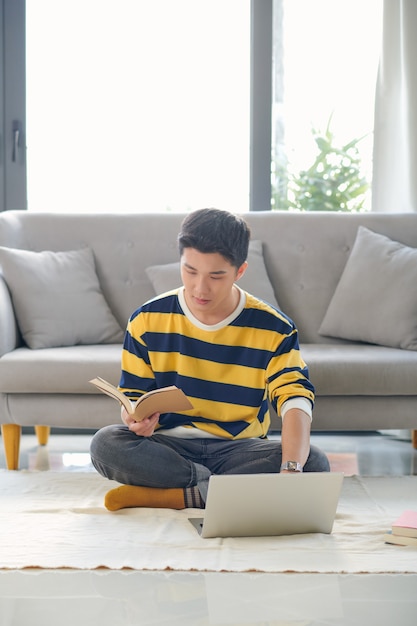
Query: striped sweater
xmin=118 ymin=287 xmax=314 ymax=439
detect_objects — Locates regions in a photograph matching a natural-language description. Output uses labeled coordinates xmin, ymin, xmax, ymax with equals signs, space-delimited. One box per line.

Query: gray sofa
xmin=1 ymin=210 xmax=417 ymax=469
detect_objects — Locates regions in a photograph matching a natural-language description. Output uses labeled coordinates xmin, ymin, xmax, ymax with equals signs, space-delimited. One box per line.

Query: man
xmin=90 ymin=208 xmax=329 ymax=511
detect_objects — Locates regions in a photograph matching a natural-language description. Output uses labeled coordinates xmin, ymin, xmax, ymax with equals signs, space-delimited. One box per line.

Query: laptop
xmin=189 ymin=472 xmax=344 ymax=538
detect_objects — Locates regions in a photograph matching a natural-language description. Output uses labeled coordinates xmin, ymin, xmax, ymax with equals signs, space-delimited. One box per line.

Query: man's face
xmin=180 ymin=247 xmax=247 ymax=324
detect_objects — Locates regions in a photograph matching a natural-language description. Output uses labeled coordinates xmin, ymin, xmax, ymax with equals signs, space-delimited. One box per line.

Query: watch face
xmin=281 ymin=461 xmax=302 ymax=472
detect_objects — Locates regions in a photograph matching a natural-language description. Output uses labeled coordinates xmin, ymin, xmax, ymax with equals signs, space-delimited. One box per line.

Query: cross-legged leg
xmin=90 ymin=425 xmax=210 ymax=510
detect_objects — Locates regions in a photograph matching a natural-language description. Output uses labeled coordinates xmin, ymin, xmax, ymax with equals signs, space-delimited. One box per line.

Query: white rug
xmin=1 ymin=471 xmax=416 ymax=573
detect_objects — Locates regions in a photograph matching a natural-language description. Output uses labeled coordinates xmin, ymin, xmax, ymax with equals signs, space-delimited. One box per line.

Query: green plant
xmin=272 ymin=117 xmax=370 ymax=212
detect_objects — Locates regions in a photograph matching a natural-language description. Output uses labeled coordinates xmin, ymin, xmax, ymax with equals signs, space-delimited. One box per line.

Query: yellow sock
xmin=105 ymin=485 xmax=185 ymax=511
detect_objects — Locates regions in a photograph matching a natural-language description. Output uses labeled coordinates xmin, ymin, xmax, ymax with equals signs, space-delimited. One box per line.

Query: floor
xmin=1 ymin=430 xmax=416 ymax=626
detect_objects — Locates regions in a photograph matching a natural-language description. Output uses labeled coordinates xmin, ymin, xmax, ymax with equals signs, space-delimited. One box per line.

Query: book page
xmin=89 ymin=377 xmax=132 ymax=413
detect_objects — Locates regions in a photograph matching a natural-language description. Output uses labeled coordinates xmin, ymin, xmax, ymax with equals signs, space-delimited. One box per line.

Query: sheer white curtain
xmin=372 ymin=0 xmax=417 ymax=212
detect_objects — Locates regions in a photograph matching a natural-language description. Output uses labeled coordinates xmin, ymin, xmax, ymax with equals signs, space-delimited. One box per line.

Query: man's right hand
xmin=121 ymin=407 xmax=160 ymax=437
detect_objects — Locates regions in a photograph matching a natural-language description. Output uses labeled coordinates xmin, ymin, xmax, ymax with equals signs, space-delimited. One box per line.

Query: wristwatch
xmin=280 ymin=461 xmax=303 ymax=473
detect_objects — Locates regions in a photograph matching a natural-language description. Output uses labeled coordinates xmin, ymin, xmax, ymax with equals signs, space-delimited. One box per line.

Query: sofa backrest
xmin=1 ymin=210 xmax=416 ymax=343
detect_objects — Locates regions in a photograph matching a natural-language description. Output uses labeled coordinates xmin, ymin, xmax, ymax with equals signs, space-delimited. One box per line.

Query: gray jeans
xmin=90 ymin=425 xmax=330 ymax=502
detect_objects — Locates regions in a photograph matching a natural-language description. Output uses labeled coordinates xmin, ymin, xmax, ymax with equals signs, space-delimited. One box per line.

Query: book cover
xmin=89 ymin=377 xmax=193 ymax=422
xmin=383 ymin=531 xmax=417 ymax=547
xmin=392 ymin=510 xmax=417 ymax=538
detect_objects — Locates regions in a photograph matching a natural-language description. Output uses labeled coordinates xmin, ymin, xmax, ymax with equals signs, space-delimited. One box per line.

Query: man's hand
xmin=121 ymin=407 xmax=160 ymax=437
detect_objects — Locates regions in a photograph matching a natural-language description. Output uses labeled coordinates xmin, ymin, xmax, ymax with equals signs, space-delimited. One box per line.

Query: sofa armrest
xmin=0 ymin=275 xmax=20 ymax=356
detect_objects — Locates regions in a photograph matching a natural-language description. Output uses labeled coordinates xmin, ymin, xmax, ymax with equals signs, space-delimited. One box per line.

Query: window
xmin=26 ymin=0 xmax=250 ymax=213
xmin=272 ymin=0 xmax=382 ymax=211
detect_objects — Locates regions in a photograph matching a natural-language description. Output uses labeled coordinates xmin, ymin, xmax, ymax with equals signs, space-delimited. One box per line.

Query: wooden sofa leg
xmin=412 ymin=429 xmax=417 ymax=450
xmin=35 ymin=425 xmax=51 ymax=446
xmin=1 ymin=424 xmax=21 ymax=470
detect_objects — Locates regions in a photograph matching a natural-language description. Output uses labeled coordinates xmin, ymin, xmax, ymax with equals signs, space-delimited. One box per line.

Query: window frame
xmin=0 ymin=0 xmax=27 ymax=212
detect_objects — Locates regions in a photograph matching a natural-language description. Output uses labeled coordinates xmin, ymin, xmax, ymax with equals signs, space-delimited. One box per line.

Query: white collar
xmin=178 ymin=286 xmax=246 ymax=331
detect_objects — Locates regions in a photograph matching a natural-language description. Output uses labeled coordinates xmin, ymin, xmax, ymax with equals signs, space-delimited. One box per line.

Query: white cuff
xmin=280 ymin=398 xmax=313 ymax=422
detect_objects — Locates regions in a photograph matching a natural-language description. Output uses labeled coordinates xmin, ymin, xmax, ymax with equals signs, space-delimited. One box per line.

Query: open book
xmin=89 ymin=377 xmax=193 ymax=422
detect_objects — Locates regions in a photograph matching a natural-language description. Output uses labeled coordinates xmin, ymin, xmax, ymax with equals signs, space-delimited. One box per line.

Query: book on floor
xmin=383 ymin=531 xmax=417 ymax=547
xmin=89 ymin=377 xmax=193 ymax=422
xmin=391 ymin=510 xmax=417 ymax=538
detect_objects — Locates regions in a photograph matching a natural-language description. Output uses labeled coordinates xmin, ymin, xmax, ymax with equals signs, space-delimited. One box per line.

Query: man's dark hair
xmin=178 ymin=208 xmax=251 ymax=269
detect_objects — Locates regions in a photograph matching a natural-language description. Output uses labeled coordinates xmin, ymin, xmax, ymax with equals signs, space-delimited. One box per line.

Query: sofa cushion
xmin=0 ymin=344 xmax=122 ymax=393
xmin=301 ymin=343 xmax=417 ymax=396
xmin=318 ymin=227 xmax=417 ymax=350
xmin=146 ymin=240 xmax=280 ymax=308
xmin=0 ymin=246 xmax=124 ymax=349
xmin=1 ymin=342 xmax=416 ymax=397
